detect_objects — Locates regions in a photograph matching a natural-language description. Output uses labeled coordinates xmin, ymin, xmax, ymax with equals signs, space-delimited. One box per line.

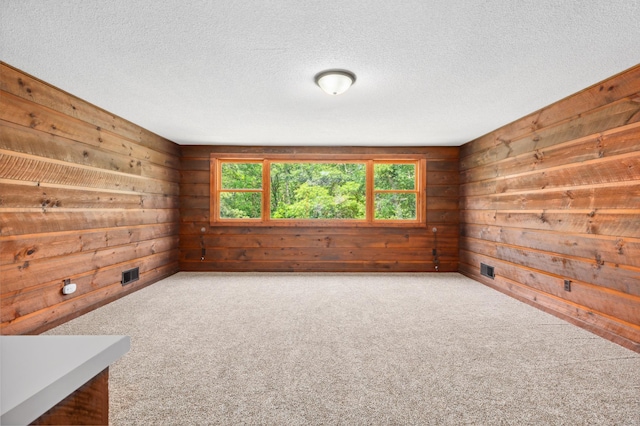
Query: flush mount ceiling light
xmin=315 ymin=70 xmax=356 ymax=95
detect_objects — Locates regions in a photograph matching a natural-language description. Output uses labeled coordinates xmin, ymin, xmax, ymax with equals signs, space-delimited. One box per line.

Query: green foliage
xmin=219 ymin=192 xmax=261 ymax=219
xmin=221 ymin=163 xmax=262 ymax=189
xmin=375 ymin=193 xmax=416 ymax=220
xmin=270 ymin=163 xmax=365 ymax=219
xmin=374 ymin=163 xmax=415 ymax=190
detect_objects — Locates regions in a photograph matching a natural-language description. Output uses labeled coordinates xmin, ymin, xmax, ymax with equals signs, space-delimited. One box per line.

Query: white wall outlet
xmin=62 ymin=282 xmax=77 ymax=295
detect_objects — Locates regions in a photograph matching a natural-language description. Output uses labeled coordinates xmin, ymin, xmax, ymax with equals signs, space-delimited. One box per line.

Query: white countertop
xmin=0 ymin=335 xmax=130 ymax=425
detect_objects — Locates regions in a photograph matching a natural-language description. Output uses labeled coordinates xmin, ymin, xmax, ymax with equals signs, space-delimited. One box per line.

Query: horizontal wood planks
xmin=180 ymin=145 xmax=459 ymax=272
xmin=459 ymin=63 xmax=640 ymax=352
xmin=0 ymin=63 xmax=180 ymax=335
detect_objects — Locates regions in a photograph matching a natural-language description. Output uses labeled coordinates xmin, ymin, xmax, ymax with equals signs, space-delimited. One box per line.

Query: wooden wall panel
xmin=180 ymin=145 xmax=459 ymax=272
xmin=0 ymin=63 xmax=180 ymax=335
xmin=459 ymin=64 xmax=640 ymax=352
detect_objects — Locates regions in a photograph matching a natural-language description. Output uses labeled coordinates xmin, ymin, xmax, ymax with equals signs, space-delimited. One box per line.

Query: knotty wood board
xmin=2 ymin=262 xmax=179 ymax=335
xmin=2 ymin=250 xmax=178 ymax=324
xmin=180 ymin=145 xmax=459 ymax=272
xmin=460 ymin=249 xmax=640 ymax=326
xmin=1 ymin=65 xmax=180 ymax=335
xmin=459 ymin=63 xmax=640 ymax=351
xmin=0 ymin=223 xmax=179 ymax=265
xmin=459 ymin=262 xmax=640 ymax=352
xmin=460 ymin=63 xmax=640 ymax=158
xmin=0 ymin=62 xmax=179 ymax=158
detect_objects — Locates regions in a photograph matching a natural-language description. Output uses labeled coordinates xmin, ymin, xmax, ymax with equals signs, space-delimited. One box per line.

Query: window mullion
xmin=419 ymin=158 xmax=426 ymax=223
xmin=373 ymin=190 xmax=416 ymax=194
xmin=366 ymin=160 xmax=374 ymax=223
xmin=211 ymin=157 xmax=219 ymax=224
xmin=262 ymin=159 xmax=270 ymax=222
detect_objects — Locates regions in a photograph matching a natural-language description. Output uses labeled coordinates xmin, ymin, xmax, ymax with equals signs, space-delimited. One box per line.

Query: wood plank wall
xmin=180 ymin=146 xmax=459 ymax=272
xmin=0 ymin=63 xmax=181 ymax=335
xmin=459 ymin=64 xmax=640 ymax=352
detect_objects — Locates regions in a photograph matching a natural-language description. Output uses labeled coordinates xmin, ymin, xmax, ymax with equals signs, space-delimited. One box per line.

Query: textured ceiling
xmin=1 ymin=1 xmax=639 ymax=147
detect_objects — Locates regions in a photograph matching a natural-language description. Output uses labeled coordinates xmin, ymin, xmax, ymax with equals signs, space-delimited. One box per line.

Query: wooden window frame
xmin=210 ymin=153 xmax=427 ymax=227
xmin=215 ymin=159 xmax=264 ymax=221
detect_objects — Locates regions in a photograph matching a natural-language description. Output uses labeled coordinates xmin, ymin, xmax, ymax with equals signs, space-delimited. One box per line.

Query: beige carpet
xmin=45 ymin=272 xmax=639 ymax=425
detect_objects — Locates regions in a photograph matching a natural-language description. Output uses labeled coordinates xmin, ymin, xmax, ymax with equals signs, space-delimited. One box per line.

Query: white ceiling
xmin=1 ymin=1 xmax=639 ymax=147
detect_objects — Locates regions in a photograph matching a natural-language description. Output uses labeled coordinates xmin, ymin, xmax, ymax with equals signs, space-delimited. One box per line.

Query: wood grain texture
xmin=31 ymin=368 xmax=109 ymax=425
xmin=0 ymin=119 xmax=179 ymax=181
xmin=1 ymin=236 xmax=178 ymax=292
xmin=461 ymin=181 xmax=640 ymax=211
xmin=0 ymin=181 xmax=178 ymax=210
xmin=458 ymin=247 xmax=640 ymax=326
xmin=2 ymin=262 xmax=179 ymax=335
xmin=0 ymin=223 xmax=179 ymax=265
xmin=459 ymin=63 xmax=640 ymax=352
xmin=459 ymin=261 xmax=640 ymax=353
xmin=0 ymin=151 xmax=178 ymax=195
xmin=0 ymin=65 xmax=180 ymax=335
xmin=0 ymin=210 xmax=179 ymax=236
xmin=1 ymin=62 xmax=179 ymax=158
xmin=460 ymin=123 xmax=640 ymax=185
xmin=180 ymin=146 xmax=459 ymax=272
xmin=460 ymin=152 xmax=640 ymax=197
xmin=459 ymin=96 xmax=640 ymax=170
xmin=2 ymin=250 xmax=178 ymax=324
xmin=459 ymin=63 xmax=640 ymax=158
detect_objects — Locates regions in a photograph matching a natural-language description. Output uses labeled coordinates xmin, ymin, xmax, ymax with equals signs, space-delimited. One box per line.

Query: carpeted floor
xmin=45 ymin=272 xmax=639 ymax=425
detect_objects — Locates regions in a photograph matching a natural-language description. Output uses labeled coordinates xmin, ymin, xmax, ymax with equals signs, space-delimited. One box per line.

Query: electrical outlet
xmin=62 ymin=279 xmax=77 ymax=295
xmin=564 ymin=280 xmax=571 ymax=292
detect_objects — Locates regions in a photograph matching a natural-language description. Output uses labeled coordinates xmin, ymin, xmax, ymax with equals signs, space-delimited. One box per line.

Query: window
xmin=211 ymin=154 xmax=425 ymax=226
xmin=374 ymin=162 xmax=418 ymax=220
xmin=219 ymin=161 xmax=263 ymax=219
xmin=270 ymin=162 xmax=366 ymax=220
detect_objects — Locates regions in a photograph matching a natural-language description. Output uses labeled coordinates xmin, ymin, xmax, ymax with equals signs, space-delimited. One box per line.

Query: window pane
xmin=270 ymin=162 xmax=365 ymax=219
xmin=221 ymin=162 xmax=262 ymax=189
xmin=374 ymin=163 xmax=415 ymax=190
xmin=375 ymin=193 xmax=416 ymax=220
xmin=219 ymin=192 xmax=262 ymax=219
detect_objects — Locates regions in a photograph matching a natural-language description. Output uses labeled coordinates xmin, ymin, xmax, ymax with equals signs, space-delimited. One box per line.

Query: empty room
xmin=1 ymin=1 xmax=639 ymax=425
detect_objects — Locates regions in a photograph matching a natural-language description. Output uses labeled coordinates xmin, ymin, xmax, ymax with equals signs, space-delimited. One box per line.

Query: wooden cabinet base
xmin=31 ymin=368 xmax=109 ymax=426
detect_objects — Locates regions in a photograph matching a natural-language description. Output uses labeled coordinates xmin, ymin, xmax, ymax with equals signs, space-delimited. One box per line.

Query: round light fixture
xmin=315 ymin=70 xmax=356 ymax=95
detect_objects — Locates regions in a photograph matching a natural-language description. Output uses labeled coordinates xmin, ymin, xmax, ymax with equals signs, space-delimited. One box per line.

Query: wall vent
xmin=480 ymin=263 xmax=495 ymax=279
xmin=122 ymin=267 xmax=139 ymax=286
